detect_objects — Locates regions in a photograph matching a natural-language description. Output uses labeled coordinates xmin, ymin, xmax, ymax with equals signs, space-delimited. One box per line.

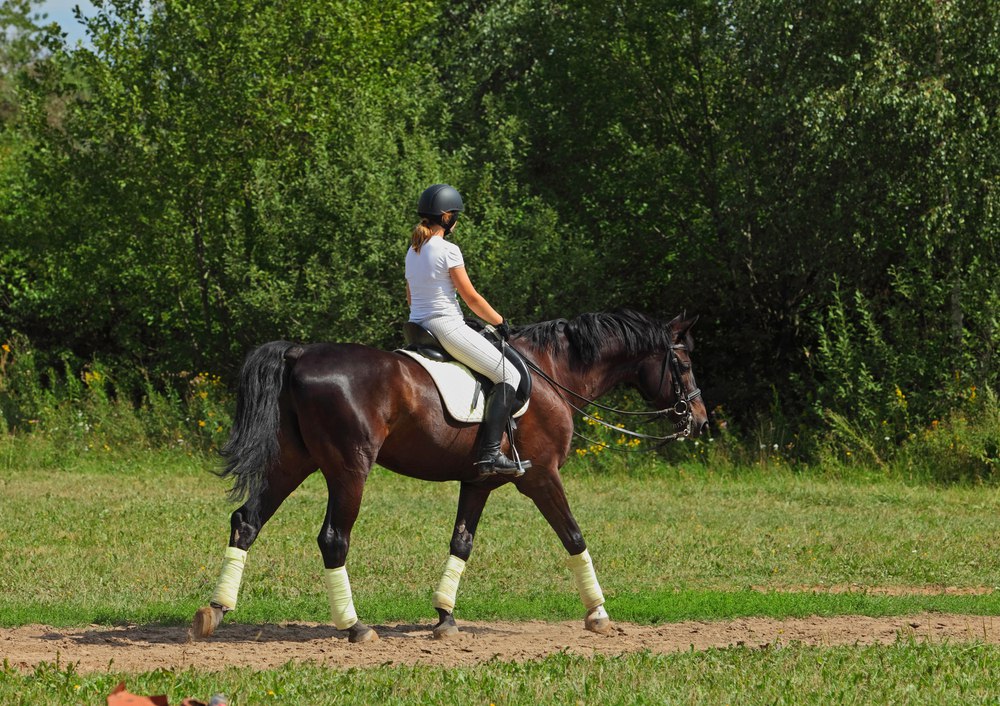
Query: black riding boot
xmin=475 ymin=383 xmax=532 ymax=477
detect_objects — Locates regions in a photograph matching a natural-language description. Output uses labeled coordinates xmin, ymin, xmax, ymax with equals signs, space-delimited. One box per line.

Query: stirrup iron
xmin=475 ymin=453 xmax=531 ymax=478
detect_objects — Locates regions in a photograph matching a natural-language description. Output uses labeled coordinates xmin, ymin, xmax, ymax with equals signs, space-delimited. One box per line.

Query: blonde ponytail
xmin=411 ymin=218 xmax=434 ymax=254
xmin=411 ymin=212 xmax=456 ymax=253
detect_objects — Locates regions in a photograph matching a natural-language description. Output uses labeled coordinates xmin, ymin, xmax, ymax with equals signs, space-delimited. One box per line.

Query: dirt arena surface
xmin=3 ymin=613 xmax=999 ymax=673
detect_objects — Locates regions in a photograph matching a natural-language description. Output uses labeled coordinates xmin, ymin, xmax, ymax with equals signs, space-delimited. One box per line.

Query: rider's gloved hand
xmin=495 ymin=318 xmax=511 ymax=341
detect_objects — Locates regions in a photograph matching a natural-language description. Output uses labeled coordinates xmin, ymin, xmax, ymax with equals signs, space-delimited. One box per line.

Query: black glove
xmin=495 ymin=318 xmax=511 ymax=341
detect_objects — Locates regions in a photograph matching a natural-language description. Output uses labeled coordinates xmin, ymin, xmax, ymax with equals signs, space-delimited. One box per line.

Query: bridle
xmin=518 ymin=342 xmax=702 ymax=449
xmin=656 ymin=343 xmax=703 ymax=424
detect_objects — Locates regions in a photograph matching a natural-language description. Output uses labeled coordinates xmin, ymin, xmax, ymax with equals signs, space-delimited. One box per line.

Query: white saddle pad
xmin=397 ymin=349 xmax=529 ymax=423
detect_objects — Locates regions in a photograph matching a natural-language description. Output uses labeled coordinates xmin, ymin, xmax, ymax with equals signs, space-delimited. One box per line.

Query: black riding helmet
xmin=418 ymin=183 xmax=464 ymax=216
xmin=417 ymin=184 xmax=464 ymax=235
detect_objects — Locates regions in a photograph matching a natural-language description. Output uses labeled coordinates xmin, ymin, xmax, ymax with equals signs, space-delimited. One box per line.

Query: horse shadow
xmin=54 ymin=621 xmax=513 ymax=647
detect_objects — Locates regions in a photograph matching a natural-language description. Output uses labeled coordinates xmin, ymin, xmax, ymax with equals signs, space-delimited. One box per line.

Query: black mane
xmin=516 ymin=310 xmax=672 ymax=365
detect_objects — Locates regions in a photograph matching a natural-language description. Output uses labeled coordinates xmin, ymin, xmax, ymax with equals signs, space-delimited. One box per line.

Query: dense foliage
xmin=1 ymin=0 xmax=997 ymax=463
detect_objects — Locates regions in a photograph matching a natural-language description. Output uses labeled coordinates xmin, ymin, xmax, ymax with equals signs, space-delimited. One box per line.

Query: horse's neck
xmin=551 ymin=351 xmax=639 ymax=402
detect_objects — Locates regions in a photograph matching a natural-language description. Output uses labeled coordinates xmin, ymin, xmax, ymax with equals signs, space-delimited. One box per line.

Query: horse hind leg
xmin=192 ymin=507 xmax=258 ymax=638
xmin=193 ymin=460 xmax=311 ymax=639
xmin=317 ymin=474 xmax=378 ymax=644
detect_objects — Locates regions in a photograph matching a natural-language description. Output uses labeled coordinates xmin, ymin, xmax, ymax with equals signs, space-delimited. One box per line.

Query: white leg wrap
xmin=432 ymin=555 xmax=467 ymax=612
xmin=566 ymin=549 xmax=605 ymax=611
xmin=210 ymin=546 xmax=248 ymax=610
xmin=324 ymin=566 xmax=359 ymax=630
xmin=589 ymin=604 xmax=609 ymax=620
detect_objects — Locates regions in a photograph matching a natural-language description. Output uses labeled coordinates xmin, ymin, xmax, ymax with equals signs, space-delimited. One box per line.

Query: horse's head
xmin=636 ymin=313 xmax=710 ymax=438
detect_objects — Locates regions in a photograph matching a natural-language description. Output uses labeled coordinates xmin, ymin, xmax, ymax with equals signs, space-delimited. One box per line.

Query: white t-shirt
xmin=406 ymin=236 xmax=465 ymax=323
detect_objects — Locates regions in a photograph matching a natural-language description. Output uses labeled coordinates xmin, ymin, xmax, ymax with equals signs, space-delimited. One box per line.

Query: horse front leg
xmin=433 ymin=482 xmax=492 ymax=639
xmin=519 ymin=473 xmax=613 ymax=635
xmin=318 ymin=476 xmax=378 ymax=644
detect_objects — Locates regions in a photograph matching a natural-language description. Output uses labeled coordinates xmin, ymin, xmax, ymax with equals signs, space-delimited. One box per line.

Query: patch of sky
xmin=32 ymin=0 xmax=98 ymax=47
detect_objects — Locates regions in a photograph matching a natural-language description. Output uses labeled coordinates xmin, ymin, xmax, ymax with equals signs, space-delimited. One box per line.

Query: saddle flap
xmin=502 ymin=345 xmax=533 ymax=406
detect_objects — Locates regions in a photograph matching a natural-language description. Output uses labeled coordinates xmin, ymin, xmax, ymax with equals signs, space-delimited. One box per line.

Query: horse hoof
xmin=585 ymin=606 xmax=613 ymax=635
xmin=585 ymin=616 xmax=613 ymax=634
xmin=192 ymin=606 xmax=224 ymax=639
xmin=348 ymin=623 xmax=379 ymax=644
xmin=433 ymin=622 xmax=460 ymax=640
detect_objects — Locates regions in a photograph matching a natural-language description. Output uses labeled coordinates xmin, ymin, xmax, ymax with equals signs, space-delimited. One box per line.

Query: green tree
xmin=4 ymin=0 xmax=997 ymax=450
xmin=11 ymin=0 xmax=449 ymax=376
xmin=437 ymin=0 xmax=999 ymax=438
xmin=0 ymin=0 xmax=65 ymax=346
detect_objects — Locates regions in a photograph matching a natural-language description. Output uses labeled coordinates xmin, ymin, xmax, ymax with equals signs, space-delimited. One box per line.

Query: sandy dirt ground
xmin=3 ymin=613 xmax=999 ymax=673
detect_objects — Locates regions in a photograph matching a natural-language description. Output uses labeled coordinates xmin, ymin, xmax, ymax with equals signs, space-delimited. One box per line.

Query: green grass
xmin=4 ymin=445 xmax=1000 ymax=703
xmin=2 ymin=449 xmax=1000 ymax=628
xmin=5 ymin=643 xmax=1000 ymax=705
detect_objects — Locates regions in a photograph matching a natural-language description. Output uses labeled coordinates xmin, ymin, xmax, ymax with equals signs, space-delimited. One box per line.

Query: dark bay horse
xmin=193 ymin=310 xmax=709 ymax=643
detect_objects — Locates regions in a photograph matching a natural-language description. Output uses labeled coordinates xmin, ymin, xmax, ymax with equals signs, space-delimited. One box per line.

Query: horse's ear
xmin=669 ymin=313 xmax=699 ymax=349
xmin=682 ymin=315 xmax=698 ymax=351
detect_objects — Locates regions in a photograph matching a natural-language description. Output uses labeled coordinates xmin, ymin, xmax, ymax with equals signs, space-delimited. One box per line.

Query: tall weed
xmin=893 ymin=385 xmax=1000 ymax=483
xmin=0 ymin=337 xmax=232 ymax=459
xmin=813 ymin=282 xmax=901 ymax=437
xmin=813 ymin=386 xmax=999 ymax=483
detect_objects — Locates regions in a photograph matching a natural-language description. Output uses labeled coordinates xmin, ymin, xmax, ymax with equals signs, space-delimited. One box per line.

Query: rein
xmin=515 ymin=342 xmax=702 ymax=450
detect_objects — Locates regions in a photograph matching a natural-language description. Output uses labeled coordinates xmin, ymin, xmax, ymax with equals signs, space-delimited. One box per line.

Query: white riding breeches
xmin=422 ymin=317 xmax=521 ymax=390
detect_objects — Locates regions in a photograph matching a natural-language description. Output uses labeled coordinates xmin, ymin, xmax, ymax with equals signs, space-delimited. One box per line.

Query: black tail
xmin=217 ymin=340 xmax=297 ymax=521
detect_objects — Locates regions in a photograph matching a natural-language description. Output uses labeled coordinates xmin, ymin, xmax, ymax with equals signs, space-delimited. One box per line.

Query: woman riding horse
xmin=192 ymin=192 xmax=710 ymax=644
xmin=405 ymin=184 xmax=528 ymax=477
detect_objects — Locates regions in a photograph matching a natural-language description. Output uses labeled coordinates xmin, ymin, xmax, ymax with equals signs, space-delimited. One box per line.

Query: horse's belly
xmin=377 ymin=421 xmax=479 ymax=482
